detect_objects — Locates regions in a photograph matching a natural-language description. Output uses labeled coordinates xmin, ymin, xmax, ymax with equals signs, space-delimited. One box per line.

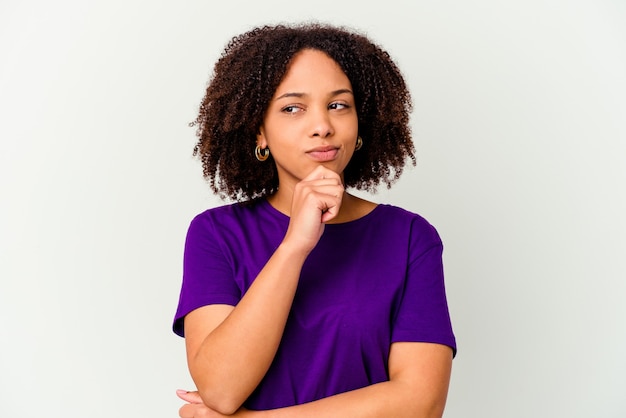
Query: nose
xmin=309 ymin=108 xmax=334 ymax=138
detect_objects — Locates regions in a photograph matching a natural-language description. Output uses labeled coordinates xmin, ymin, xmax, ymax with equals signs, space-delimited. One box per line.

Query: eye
xmin=281 ymin=105 xmax=304 ymax=114
xmin=329 ymin=102 xmax=350 ymax=110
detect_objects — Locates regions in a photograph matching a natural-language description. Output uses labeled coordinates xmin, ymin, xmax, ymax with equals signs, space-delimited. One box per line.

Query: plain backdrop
xmin=1 ymin=0 xmax=625 ymax=417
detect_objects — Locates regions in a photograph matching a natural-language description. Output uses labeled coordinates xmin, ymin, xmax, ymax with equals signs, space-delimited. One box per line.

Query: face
xmin=257 ymin=49 xmax=359 ymax=188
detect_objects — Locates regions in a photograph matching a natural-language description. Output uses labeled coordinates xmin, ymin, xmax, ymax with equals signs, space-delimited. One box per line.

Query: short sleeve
xmin=391 ymin=218 xmax=457 ymax=356
xmin=172 ymin=213 xmax=241 ymax=337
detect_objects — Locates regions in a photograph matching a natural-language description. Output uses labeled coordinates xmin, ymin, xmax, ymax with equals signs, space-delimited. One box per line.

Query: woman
xmin=173 ymin=23 xmax=456 ymax=417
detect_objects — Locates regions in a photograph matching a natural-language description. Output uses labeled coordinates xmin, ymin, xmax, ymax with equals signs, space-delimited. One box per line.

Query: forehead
xmin=273 ymin=49 xmax=352 ymax=95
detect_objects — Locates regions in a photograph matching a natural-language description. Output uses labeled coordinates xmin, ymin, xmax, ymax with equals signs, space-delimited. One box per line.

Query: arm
xmin=184 ymin=243 xmax=305 ymax=414
xmin=260 ymin=341 xmax=453 ymax=418
xmin=184 ymin=167 xmax=344 ymax=415
xmin=178 ymin=342 xmax=452 ymax=418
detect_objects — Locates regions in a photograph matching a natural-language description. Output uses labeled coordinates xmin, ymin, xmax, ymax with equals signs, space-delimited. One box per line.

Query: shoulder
xmin=375 ymin=205 xmax=441 ymax=242
xmin=186 ymin=199 xmax=288 ymax=250
xmin=192 ymin=200 xmax=256 ymax=219
xmin=185 ymin=201 xmax=262 ymax=244
xmin=189 ymin=200 xmax=265 ymax=230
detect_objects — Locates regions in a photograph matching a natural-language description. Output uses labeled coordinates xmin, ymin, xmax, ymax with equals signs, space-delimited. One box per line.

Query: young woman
xmin=173 ymin=24 xmax=456 ymax=418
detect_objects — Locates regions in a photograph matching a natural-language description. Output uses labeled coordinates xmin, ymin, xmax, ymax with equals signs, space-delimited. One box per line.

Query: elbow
xmin=410 ymin=397 xmax=447 ymax=418
xmin=189 ymin=359 xmax=250 ymax=414
xmin=424 ymin=404 xmax=446 ymax=418
xmin=197 ymin=389 xmax=244 ymax=416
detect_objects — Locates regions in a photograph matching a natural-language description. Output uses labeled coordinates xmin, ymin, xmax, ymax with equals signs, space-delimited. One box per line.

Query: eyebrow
xmin=274 ymin=89 xmax=354 ymax=101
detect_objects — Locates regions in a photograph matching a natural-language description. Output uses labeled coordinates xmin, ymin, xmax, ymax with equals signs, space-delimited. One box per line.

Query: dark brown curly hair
xmin=191 ymin=23 xmax=415 ymax=201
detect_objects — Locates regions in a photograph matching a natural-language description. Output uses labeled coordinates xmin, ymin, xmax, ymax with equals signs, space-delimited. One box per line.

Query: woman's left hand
xmin=177 ymin=390 xmax=255 ymax=418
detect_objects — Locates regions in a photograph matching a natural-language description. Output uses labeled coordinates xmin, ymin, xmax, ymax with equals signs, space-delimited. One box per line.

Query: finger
xmin=304 ymin=176 xmax=341 ymax=187
xmin=292 ymin=182 xmax=343 ymax=211
xmin=179 ymin=403 xmax=194 ymax=418
xmin=312 ymin=184 xmax=344 ymax=196
xmin=176 ymin=389 xmax=203 ymax=404
xmin=305 ymin=165 xmax=341 ymax=182
xmin=306 ymin=186 xmax=342 ymax=210
xmin=320 ymin=195 xmax=343 ymax=223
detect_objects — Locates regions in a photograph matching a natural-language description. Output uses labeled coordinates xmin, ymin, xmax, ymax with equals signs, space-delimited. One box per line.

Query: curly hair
xmin=191 ymin=23 xmax=415 ymax=201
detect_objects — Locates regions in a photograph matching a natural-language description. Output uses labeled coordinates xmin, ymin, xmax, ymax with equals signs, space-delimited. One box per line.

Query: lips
xmin=306 ymin=146 xmax=339 ymax=162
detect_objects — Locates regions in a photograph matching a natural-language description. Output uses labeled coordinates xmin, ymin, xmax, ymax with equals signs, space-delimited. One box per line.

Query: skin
xmin=258 ymin=49 xmax=373 ymax=224
xmin=179 ymin=49 xmax=453 ymax=418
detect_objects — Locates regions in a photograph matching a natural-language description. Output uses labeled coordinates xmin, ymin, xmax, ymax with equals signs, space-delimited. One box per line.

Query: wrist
xmin=276 ymin=240 xmax=312 ymax=262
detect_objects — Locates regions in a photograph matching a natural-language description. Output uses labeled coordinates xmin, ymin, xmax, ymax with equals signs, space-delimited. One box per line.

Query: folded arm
xmin=179 ymin=341 xmax=452 ymax=418
xmin=259 ymin=341 xmax=453 ymax=418
xmin=184 ymin=242 xmax=307 ymax=415
xmin=184 ymin=167 xmax=345 ymax=415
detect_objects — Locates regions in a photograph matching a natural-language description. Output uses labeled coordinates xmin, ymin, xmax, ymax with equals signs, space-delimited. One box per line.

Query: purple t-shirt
xmin=173 ymin=199 xmax=456 ymax=410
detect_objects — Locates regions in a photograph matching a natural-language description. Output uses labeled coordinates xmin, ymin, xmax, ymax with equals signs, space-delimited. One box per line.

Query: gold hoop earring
xmin=255 ymin=145 xmax=270 ymax=161
xmin=355 ymin=136 xmax=363 ymax=151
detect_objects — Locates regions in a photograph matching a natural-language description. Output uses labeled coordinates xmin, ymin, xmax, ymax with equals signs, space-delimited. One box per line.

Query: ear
xmin=256 ymin=126 xmax=268 ymax=148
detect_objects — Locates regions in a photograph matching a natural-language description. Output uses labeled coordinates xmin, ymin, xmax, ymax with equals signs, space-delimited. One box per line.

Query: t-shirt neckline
xmin=259 ymin=198 xmax=384 ymax=228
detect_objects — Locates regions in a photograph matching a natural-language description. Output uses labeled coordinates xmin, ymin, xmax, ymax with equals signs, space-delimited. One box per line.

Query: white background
xmin=1 ymin=0 xmax=625 ymax=417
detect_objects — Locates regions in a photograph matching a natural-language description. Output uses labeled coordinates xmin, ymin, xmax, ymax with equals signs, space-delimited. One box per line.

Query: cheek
xmin=262 ymin=121 xmax=298 ymax=146
xmin=342 ymin=113 xmax=359 ymax=131
xmin=344 ymin=120 xmax=359 ymax=139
